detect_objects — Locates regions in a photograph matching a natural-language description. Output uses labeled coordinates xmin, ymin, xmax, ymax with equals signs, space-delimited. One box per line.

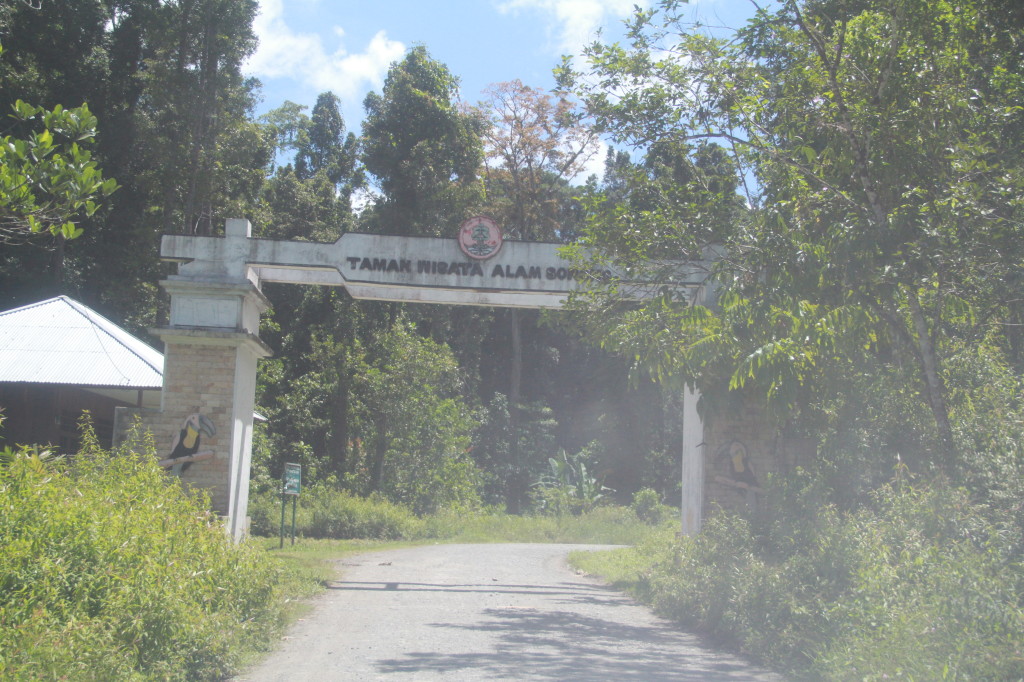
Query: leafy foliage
xmin=473 ymin=79 xmax=598 ymax=241
xmin=0 ymin=96 xmax=117 ymax=243
xmin=573 ymin=477 xmax=1024 ymax=680
xmin=347 ymin=320 xmax=481 ymax=514
xmin=249 ymin=483 xmax=421 ymax=540
xmin=560 ymin=0 xmax=1024 ymax=475
xmin=362 ymin=45 xmax=485 ymax=235
xmin=249 ymin=482 xmax=668 ymax=546
xmin=295 ymin=92 xmax=360 ymax=190
xmin=532 ymin=446 xmax=612 ymax=516
xmin=631 ymin=487 xmax=671 ymax=526
xmin=0 ymin=425 xmax=281 ymax=681
xmin=0 ymin=0 xmax=266 ymax=323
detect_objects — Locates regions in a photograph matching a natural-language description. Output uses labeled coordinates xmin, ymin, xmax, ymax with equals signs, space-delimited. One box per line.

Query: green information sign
xmin=280 ymin=463 xmax=301 ymax=547
xmin=283 ymin=463 xmax=301 ymax=495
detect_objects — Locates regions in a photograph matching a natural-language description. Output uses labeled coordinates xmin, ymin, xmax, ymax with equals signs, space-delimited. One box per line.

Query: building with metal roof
xmin=0 ymin=296 xmax=164 ymax=450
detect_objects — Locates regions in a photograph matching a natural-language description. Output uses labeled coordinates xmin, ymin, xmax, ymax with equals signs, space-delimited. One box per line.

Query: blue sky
xmin=243 ymin=0 xmax=762 ymax=122
xmin=243 ymin=0 xmax=762 ymax=177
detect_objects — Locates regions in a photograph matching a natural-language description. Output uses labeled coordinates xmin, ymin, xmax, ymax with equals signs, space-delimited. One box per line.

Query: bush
xmin=422 ymin=504 xmax=669 ymax=544
xmin=250 ymin=481 xmax=670 ymax=546
xmin=631 ymin=487 xmax=671 ymax=525
xmin=0 ymin=427 xmax=281 ymax=681
xmin=531 ymin=447 xmax=612 ymax=516
xmin=575 ymin=475 xmax=1024 ymax=680
xmin=249 ymin=482 xmax=421 ymax=540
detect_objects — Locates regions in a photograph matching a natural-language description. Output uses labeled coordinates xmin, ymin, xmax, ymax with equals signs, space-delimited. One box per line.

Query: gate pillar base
xmin=151 ymin=325 xmax=271 ymax=541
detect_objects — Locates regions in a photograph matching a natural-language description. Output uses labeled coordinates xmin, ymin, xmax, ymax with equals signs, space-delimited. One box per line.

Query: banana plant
xmin=534 ymin=448 xmax=612 ymax=515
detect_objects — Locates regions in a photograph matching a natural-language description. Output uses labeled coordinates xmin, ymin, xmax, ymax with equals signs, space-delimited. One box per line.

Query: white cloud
xmin=496 ymin=0 xmax=646 ymax=55
xmin=245 ymin=0 xmax=405 ymax=101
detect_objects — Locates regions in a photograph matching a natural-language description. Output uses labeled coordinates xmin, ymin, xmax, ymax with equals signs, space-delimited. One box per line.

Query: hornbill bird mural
xmin=716 ymin=440 xmax=760 ymax=489
xmin=161 ymin=413 xmax=217 ymax=475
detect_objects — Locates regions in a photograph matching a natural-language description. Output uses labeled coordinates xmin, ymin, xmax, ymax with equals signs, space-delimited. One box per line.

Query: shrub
xmin=0 ymin=427 xmax=281 ymax=681
xmin=250 ymin=481 xmax=668 ymax=546
xmin=531 ymin=448 xmax=612 ymax=516
xmin=576 ymin=475 xmax=1024 ymax=679
xmin=421 ymin=504 xmax=667 ymax=544
xmin=631 ymin=487 xmax=671 ymax=525
xmin=249 ymin=482 xmax=421 ymax=540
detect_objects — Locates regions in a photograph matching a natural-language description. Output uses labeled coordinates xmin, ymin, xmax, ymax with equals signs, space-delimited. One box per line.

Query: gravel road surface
xmin=235 ymin=543 xmax=784 ymax=681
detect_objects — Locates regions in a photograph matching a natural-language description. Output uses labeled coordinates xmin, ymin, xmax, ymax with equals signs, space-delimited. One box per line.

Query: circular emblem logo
xmin=458 ymin=216 xmax=503 ymax=260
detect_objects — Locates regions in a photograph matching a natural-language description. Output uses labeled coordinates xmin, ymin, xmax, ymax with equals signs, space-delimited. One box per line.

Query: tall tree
xmin=260 ymin=100 xmax=308 ymax=164
xmin=474 ymin=80 xmax=599 ymax=241
xmin=138 ymin=0 xmax=263 ymax=236
xmin=357 ymin=46 xmax=490 ymax=467
xmin=254 ymin=91 xmax=366 ymax=478
xmin=295 ymin=92 xmax=360 ymax=197
xmin=560 ymin=0 xmax=1024 ymax=472
xmin=470 ymin=81 xmax=600 ymax=511
xmin=0 ymin=0 xmax=268 ymax=329
xmin=361 ymin=45 xmax=485 ymax=236
xmin=348 ymin=319 xmax=480 ymax=513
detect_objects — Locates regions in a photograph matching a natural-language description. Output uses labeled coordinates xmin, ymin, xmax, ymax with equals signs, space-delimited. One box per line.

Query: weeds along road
xmin=235 ymin=543 xmax=784 ymax=681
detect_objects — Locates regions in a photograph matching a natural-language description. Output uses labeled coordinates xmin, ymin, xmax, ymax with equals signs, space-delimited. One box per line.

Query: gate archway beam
xmin=160 ymin=220 xmax=712 ymax=308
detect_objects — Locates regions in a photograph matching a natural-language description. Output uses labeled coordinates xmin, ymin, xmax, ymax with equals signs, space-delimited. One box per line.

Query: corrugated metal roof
xmin=0 ymin=296 xmax=164 ymax=389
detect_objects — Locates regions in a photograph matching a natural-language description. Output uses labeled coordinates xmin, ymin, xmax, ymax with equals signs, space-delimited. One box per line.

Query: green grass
xmin=256 ymin=505 xmax=676 ymax=581
xmin=425 ymin=504 xmax=675 ymax=544
xmin=251 ymin=483 xmax=676 ymax=545
xmin=568 ymin=537 xmax=671 ymax=592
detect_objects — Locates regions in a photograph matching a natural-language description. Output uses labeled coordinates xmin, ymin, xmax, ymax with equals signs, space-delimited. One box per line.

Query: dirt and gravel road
xmin=235 ymin=543 xmax=784 ymax=681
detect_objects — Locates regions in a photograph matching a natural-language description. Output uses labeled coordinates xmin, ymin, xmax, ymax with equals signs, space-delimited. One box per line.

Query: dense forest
xmin=0 ymin=0 xmax=680 ymax=513
xmin=2 ymin=0 xmax=1022 ymax=523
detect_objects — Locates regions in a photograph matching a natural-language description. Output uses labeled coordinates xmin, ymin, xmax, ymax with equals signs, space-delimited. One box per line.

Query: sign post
xmin=280 ymin=463 xmax=301 ymax=548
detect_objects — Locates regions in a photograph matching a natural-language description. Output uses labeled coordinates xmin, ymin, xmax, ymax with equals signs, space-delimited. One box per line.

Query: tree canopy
xmin=362 ymin=45 xmax=486 ymax=235
xmin=6 ymin=0 xmax=1018 ymax=517
xmin=560 ymin=0 xmax=1024 ymax=474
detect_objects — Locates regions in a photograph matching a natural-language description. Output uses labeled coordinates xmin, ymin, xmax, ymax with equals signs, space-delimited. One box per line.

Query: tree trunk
xmin=906 ymin=287 xmax=957 ymax=471
xmin=369 ymin=420 xmax=387 ymax=492
xmin=510 ymin=308 xmax=522 ymax=413
xmin=50 ymin=234 xmax=65 ymax=286
xmin=328 ymin=371 xmax=349 ymax=476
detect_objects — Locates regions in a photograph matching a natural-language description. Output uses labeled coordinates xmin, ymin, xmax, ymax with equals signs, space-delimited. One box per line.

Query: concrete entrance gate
xmin=117 ymin=218 xmax=777 ymax=541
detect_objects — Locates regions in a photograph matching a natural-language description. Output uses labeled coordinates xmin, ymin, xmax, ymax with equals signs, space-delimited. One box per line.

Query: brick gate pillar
xmin=118 ymin=219 xmax=272 ymax=541
xmin=153 ymin=285 xmax=271 ymax=540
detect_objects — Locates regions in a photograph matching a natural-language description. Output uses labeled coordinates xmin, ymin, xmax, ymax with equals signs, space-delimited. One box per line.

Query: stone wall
xmin=162 ymin=341 xmax=239 ymax=513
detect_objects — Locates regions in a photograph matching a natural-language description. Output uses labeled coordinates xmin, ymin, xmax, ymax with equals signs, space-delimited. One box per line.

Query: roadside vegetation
xmin=250 ymin=482 xmax=673 ymax=546
xmin=2 ymin=1 xmax=1023 ymax=680
xmin=7 ymin=415 xmax=1020 ymax=681
xmin=0 ymin=424 xmax=282 ymax=681
xmin=253 ymin=485 xmax=677 ymax=637
xmin=558 ymin=2 xmax=1024 ymax=678
xmin=572 ymin=478 xmax=1024 ymax=681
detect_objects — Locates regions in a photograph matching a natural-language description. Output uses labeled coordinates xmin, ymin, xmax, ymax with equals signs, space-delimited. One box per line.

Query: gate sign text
xmin=160 ymin=219 xmax=711 ymax=309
